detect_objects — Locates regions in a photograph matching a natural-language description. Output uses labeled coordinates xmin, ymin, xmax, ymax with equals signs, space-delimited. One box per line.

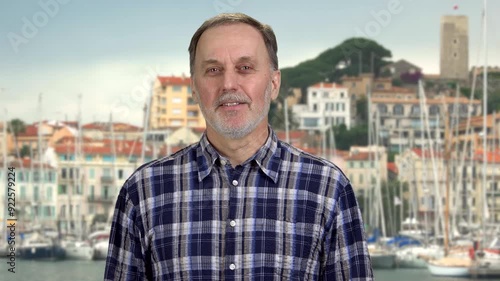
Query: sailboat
xmin=19 ymin=94 xmax=66 ymax=260
xmin=60 ymin=94 xmax=94 ymax=260
xmin=367 ymin=89 xmax=396 ymax=269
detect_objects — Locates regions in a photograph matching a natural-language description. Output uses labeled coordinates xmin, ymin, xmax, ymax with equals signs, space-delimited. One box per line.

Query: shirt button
xmin=220 ymin=159 xmax=227 ymax=166
xmin=229 ymin=263 xmax=236 ymax=270
xmin=232 ymin=180 xmax=238 ymax=186
xmin=229 ymin=220 xmax=236 ymax=227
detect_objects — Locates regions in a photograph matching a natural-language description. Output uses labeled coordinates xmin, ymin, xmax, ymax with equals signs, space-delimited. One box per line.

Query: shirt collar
xmin=196 ymin=126 xmax=281 ymax=183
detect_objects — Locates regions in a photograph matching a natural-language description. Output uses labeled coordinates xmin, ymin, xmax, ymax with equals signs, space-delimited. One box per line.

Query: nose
xmin=222 ymin=69 xmax=238 ymax=93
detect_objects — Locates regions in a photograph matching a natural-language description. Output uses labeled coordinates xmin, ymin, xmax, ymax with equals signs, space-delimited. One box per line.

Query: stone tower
xmin=440 ymin=15 xmax=469 ymax=81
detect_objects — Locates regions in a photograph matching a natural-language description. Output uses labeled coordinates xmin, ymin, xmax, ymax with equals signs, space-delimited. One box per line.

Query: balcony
xmin=100 ymin=175 xmax=114 ymax=184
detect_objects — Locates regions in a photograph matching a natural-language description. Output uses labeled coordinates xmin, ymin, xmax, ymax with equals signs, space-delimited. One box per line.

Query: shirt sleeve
xmin=323 ymin=181 xmax=374 ymax=280
xmin=104 ymin=185 xmax=151 ymax=281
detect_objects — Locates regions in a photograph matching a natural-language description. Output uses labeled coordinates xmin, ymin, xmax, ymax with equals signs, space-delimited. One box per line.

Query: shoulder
xmin=277 ymin=140 xmax=350 ymax=187
xmin=119 ymin=142 xmax=200 ymax=200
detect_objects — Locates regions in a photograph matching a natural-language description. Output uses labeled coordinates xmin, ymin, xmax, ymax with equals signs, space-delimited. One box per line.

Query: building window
xmin=58 ymin=185 xmax=67 ymax=195
xmin=118 ymin=169 xmax=124 ymax=179
xmin=172 ymin=109 xmax=182 ymax=115
xmin=429 ymin=105 xmax=440 ymax=116
xmin=172 ymin=85 xmax=182 ymax=92
xmin=171 ymin=120 xmax=182 ymax=126
xmin=411 ymin=105 xmax=420 ymax=115
xmin=312 ymin=104 xmax=318 ymax=111
xmin=187 ymin=97 xmax=196 ymax=105
xmin=303 ymin=118 xmax=318 ymax=127
xmin=46 ymin=187 xmax=52 ymax=200
xmin=187 ymin=111 xmax=198 ymax=117
xmin=323 ymin=92 xmax=329 ymax=98
xmin=393 ymin=104 xmax=404 ymax=115
xmin=172 ymin=97 xmax=182 ymax=103
xmin=312 ymin=91 xmax=317 ymax=98
xmin=340 ymin=92 xmax=345 ymax=98
xmin=377 ymin=104 xmax=388 ymax=114
xmin=34 ymin=186 xmax=39 ymax=201
xmin=187 ymin=86 xmax=191 ymax=93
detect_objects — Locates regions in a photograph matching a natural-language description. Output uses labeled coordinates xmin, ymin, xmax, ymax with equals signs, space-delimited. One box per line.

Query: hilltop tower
xmin=440 ymin=15 xmax=469 ymax=81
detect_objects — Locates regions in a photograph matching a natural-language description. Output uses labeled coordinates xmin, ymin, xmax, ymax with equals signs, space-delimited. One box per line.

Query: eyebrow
xmin=200 ymin=56 xmax=256 ymax=67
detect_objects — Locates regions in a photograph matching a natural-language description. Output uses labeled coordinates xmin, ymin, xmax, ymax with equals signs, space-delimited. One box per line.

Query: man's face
xmin=191 ymin=23 xmax=280 ymax=139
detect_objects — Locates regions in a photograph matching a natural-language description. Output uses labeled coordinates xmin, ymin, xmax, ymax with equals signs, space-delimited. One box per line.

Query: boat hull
xmin=427 ymin=262 xmax=470 ymax=277
xmin=371 ymin=253 xmax=397 ymax=269
xmin=18 ymin=245 xmax=66 ymax=260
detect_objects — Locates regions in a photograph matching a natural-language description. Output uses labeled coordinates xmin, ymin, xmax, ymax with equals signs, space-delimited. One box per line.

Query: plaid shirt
xmin=104 ymin=128 xmax=373 ymax=280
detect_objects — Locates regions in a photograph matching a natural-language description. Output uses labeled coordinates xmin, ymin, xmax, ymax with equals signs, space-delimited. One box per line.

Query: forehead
xmin=195 ymin=23 xmax=268 ymax=62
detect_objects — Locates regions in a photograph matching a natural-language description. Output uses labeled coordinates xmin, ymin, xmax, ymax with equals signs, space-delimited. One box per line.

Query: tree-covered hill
xmin=280 ymin=37 xmax=393 ymax=92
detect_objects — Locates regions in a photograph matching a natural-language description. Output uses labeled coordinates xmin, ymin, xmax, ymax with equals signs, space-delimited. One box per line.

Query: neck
xmin=206 ymin=123 xmax=270 ymax=166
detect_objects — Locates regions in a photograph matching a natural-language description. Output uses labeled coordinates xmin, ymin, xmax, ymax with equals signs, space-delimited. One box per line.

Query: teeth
xmin=223 ymin=103 xmax=240 ymax=106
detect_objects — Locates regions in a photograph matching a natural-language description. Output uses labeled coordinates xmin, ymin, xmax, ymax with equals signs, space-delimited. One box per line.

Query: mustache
xmin=214 ymin=92 xmax=250 ymax=106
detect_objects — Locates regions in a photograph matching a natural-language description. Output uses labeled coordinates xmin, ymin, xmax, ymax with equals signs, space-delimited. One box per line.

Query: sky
xmin=1 ymin=0 xmax=499 ymax=127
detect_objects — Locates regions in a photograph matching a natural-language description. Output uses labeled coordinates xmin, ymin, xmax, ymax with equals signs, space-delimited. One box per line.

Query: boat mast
xmin=481 ymin=0 xmax=488 ymax=246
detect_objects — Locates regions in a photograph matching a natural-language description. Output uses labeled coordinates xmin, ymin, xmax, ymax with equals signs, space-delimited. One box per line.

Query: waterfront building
xmin=292 ymin=82 xmax=352 ymax=130
xmin=148 ymin=75 xmax=205 ymax=130
xmin=0 ymin=158 xmax=58 ymax=231
xmin=54 ymin=137 xmax=153 ymax=235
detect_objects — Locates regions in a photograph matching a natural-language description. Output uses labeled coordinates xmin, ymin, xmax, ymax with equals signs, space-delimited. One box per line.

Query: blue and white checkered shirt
xmin=104 ymin=128 xmax=373 ymax=280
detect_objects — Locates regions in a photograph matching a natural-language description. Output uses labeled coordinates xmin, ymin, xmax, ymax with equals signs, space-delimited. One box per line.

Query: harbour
xmin=2 ymin=260 xmax=494 ymax=281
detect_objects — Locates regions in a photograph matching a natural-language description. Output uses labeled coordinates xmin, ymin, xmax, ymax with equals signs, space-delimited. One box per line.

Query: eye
xmin=207 ymin=67 xmax=220 ymax=73
xmin=240 ymin=65 xmax=251 ymax=70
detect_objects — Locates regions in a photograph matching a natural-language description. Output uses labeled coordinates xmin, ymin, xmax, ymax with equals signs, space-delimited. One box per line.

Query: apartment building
xmin=149 ymin=75 xmax=205 ymax=129
xmin=82 ymin=122 xmax=142 ymax=141
xmin=344 ymin=145 xmax=388 ymax=198
xmin=0 ymin=158 xmax=58 ymax=230
xmin=371 ymin=96 xmax=482 ymax=152
xmin=54 ymin=137 xmax=153 ymax=235
xmin=0 ymin=123 xmax=14 ymax=156
xmin=293 ymin=82 xmax=351 ymax=130
xmin=396 ymin=147 xmax=500 ymax=228
xmin=340 ymin=74 xmax=392 ymax=125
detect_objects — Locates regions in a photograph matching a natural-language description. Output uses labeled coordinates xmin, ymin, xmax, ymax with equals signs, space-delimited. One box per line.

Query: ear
xmin=190 ymin=78 xmax=199 ymax=104
xmin=270 ymin=70 xmax=281 ymax=101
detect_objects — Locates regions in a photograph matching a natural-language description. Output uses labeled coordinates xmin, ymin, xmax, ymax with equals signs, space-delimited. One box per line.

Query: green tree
xmin=20 ymin=145 xmax=30 ymax=158
xmin=280 ymin=37 xmax=392 ymax=90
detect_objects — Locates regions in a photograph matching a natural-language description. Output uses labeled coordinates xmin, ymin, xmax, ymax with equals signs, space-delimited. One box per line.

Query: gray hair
xmin=188 ymin=13 xmax=278 ymax=76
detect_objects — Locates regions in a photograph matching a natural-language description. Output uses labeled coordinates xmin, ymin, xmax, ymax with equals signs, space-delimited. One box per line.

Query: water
xmin=1 ymin=260 xmax=495 ymax=281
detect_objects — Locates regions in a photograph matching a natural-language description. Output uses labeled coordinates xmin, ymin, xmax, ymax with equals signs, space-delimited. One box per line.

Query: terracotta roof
xmin=54 ymin=139 xmax=153 ymax=157
xmin=458 ymin=114 xmax=498 ymax=130
xmin=412 ymin=148 xmax=445 ymax=159
xmin=0 ymin=158 xmax=54 ymax=169
xmin=373 ymin=86 xmax=415 ymax=94
xmin=474 ymin=150 xmax=500 ymax=163
xmin=309 ymin=82 xmax=346 ymax=89
xmin=17 ymin=124 xmax=38 ymax=137
xmin=387 ymin=162 xmax=398 ymax=174
xmin=372 ymin=96 xmax=481 ymax=105
xmin=345 ymin=151 xmax=377 ymax=161
xmin=157 ymin=76 xmax=191 ymax=87
xmin=82 ymin=122 xmax=142 ymax=132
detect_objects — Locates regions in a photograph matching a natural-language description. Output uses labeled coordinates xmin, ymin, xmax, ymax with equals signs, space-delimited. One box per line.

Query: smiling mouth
xmin=222 ymin=102 xmax=242 ymax=106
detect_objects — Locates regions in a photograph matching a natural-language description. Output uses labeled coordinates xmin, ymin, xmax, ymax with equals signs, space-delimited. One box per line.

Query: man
xmin=104 ymin=13 xmax=373 ymax=280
